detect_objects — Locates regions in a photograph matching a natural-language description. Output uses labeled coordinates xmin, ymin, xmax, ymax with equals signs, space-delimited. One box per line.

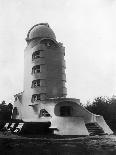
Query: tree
xmin=0 ymin=101 xmax=13 ymax=121
xmin=85 ymin=96 xmax=116 ymax=132
xmin=1 ymin=100 xmax=6 ymax=105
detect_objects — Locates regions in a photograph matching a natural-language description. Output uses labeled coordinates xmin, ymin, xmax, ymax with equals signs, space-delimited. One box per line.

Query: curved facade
xmin=12 ymin=23 xmax=113 ymax=135
xmin=26 ymin=23 xmax=56 ymax=41
xmin=22 ymin=23 xmax=67 ymax=120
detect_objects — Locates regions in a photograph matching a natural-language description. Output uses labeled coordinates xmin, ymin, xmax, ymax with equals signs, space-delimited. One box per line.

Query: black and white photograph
xmin=0 ymin=0 xmax=116 ymax=154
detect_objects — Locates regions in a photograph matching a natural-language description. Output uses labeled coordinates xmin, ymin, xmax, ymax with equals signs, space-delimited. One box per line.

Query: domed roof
xmin=26 ymin=23 xmax=56 ymax=41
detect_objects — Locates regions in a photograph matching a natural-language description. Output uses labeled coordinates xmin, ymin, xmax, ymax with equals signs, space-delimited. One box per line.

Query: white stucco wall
xmin=50 ymin=116 xmax=89 ymax=135
xmin=96 ymin=115 xmax=113 ymax=134
xmin=54 ymin=99 xmax=96 ymax=123
xmin=13 ymin=96 xmax=113 ymax=135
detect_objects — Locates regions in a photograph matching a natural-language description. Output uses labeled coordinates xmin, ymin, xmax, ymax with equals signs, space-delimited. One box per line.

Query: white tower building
xmin=12 ymin=23 xmax=113 ymax=135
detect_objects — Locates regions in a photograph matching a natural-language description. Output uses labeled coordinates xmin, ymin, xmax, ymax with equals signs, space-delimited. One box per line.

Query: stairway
xmin=85 ymin=122 xmax=106 ymax=136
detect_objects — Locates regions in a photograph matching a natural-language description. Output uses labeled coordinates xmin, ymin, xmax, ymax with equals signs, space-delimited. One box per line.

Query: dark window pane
xmin=39 ymin=109 xmax=51 ymax=117
xmin=60 ymin=106 xmax=72 ymax=116
xmin=40 ymin=39 xmax=56 ymax=48
xmin=32 ymin=79 xmax=40 ymax=88
xmin=31 ymin=94 xmax=40 ymax=102
xmin=32 ymin=65 xmax=40 ymax=74
xmin=32 ymin=51 xmax=41 ymax=60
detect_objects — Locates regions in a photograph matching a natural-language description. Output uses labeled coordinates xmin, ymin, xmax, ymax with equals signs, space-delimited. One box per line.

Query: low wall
xmin=96 ymin=115 xmax=113 ymax=134
xmin=54 ymin=101 xmax=96 ymax=123
xmin=50 ymin=116 xmax=89 ymax=135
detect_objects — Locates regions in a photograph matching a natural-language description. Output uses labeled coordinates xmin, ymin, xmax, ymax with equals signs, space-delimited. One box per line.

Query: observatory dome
xmin=26 ymin=23 xmax=56 ymax=41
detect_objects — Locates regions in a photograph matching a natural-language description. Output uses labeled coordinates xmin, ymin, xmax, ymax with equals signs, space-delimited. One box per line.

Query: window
xmin=46 ymin=41 xmax=51 ymax=47
xmin=31 ymin=94 xmax=40 ymax=103
xmin=32 ymin=79 xmax=40 ymax=88
xmin=60 ymin=106 xmax=72 ymax=116
xmin=32 ymin=65 xmax=40 ymax=74
xmin=39 ymin=109 xmax=51 ymax=117
xmin=41 ymin=39 xmax=56 ymax=48
xmin=32 ymin=51 xmax=40 ymax=60
xmin=32 ymin=50 xmax=43 ymax=61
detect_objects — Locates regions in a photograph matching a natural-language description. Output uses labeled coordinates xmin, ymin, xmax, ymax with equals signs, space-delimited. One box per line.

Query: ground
xmin=0 ymin=132 xmax=116 ymax=155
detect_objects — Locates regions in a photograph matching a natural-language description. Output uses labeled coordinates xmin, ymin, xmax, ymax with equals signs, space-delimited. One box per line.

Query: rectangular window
xmin=32 ymin=51 xmax=40 ymax=60
xmin=31 ymin=94 xmax=41 ymax=103
xmin=32 ymin=65 xmax=40 ymax=74
xmin=32 ymin=79 xmax=40 ymax=88
xmin=32 ymin=50 xmax=44 ymax=61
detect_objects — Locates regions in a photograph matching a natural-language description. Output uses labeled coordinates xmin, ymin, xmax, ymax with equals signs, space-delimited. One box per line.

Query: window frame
xmin=32 ymin=50 xmax=43 ymax=61
xmin=39 ymin=109 xmax=51 ymax=117
xmin=31 ymin=94 xmax=41 ymax=103
xmin=31 ymin=79 xmax=40 ymax=88
xmin=32 ymin=65 xmax=40 ymax=74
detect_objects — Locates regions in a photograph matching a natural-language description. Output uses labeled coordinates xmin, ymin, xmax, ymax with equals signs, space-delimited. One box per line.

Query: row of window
xmin=31 ymin=79 xmax=65 ymax=88
xmin=38 ymin=106 xmax=72 ymax=118
xmin=32 ymin=65 xmax=65 ymax=74
xmin=32 ymin=40 xmax=56 ymax=61
xmin=32 ymin=51 xmax=65 ymax=62
xmin=32 ymin=50 xmax=65 ymax=62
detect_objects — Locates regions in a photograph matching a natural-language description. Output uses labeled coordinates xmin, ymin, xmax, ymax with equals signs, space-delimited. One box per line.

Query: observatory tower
xmin=12 ymin=23 xmax=113 ymax=135
xmin=20 ymin=23 xmax=67 ymax=121
xmin=25 ymin=23 xmax=67 ymax=100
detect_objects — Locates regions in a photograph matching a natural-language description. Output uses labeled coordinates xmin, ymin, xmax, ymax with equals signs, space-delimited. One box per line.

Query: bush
xmin=0 ymin=101 xmax=13 ymax=121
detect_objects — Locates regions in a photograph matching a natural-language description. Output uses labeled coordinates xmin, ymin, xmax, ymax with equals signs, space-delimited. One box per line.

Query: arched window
xmin=31 ymin=94 xmax=40 ymax=103
xmin=32 ymin=65 xmax=40 ymax=74
xmin=31 ymin=79 xmax=40 ymax=88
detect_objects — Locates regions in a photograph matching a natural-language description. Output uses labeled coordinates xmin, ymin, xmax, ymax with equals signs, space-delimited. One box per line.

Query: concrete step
xmin=86 ymin=122 xmax=105 ymax=135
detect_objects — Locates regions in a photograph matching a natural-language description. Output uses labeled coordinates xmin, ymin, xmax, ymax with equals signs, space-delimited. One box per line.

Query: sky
xmin=0 ymin=0 xmax=116 ymax=104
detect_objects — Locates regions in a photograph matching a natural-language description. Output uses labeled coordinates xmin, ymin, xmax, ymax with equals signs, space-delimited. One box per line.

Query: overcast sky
xmin=0 ymin=0 xmax=116 ymax=104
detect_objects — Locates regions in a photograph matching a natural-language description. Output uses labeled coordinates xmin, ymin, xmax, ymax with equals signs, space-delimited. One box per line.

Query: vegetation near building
xmin=85 ymin=96 xmax=116 ymax=132
xmin=0 ymin=97 xmax=116 ymax=132
xmin=0 ymin=101 xmax=13 ymax=121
